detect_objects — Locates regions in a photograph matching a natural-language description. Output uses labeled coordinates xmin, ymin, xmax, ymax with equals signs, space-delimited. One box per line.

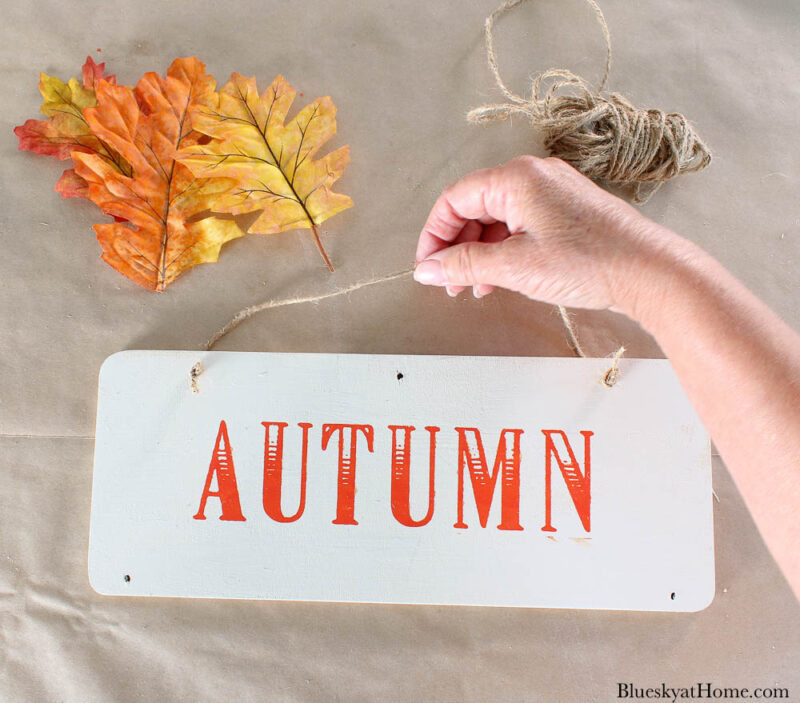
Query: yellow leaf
xmin=14 ymin=57 xmax=130 ymax=198
xmin=176 ymin=74 xmax=353 ymax=271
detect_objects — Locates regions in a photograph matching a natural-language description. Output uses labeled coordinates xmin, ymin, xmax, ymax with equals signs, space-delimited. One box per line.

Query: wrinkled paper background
xmin=1 ymin=0 xmax=798 ymax=700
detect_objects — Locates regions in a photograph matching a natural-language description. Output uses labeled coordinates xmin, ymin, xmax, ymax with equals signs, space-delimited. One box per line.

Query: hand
xmin=413 ymin=155 xmax=682 ymax=317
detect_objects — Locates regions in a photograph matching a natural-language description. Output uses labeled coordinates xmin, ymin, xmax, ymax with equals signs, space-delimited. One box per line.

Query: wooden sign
xmin=89 ymin=351 xmax=714 ymax=611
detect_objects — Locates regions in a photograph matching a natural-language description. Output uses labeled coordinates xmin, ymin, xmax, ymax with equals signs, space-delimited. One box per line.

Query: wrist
xmin=610 ymin=223 xmax=710 ymax=332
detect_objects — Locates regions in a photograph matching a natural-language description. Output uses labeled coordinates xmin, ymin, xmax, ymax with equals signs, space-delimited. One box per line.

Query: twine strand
xmin=485 ymin=0 xmax=611 ymax=101
xmin=557 ymin=303 xmax=624 ymax=387
xmin=602 ymin=344 xmax=626 ymax=388
xmin=557 ymin=304 xmax=588 ymax=358
xmin=468 ymin=0 xmax=711 ymax=203
xmin=189 ymin=362 xmax=203 ymax=393
xmin=204 ymin=268 xmax=415 ymax=352
xmin=198 ymin=269 xmax=623 ymax=390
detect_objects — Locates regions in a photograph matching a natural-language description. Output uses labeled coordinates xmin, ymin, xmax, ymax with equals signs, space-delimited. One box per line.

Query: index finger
xmin=415 ymin=167 xmax=503 ymax=263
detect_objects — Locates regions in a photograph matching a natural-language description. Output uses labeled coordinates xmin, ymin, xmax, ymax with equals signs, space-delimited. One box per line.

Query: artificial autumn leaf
xmin=14 ymin=56 xmax=130 ymax=200
xmin=176 ymin=73 xmax=353 ymax=272
xmin=54 ymin=168 xmax=89 ymax=199
xmin=71 ymin=57 xmax=242 ymax=291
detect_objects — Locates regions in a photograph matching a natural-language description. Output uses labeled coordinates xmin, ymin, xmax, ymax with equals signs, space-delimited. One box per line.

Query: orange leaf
xmin=176 ymin=74 xmax=353 ymax=272
xmin=72 ymin=57 xmax=242 ymax=291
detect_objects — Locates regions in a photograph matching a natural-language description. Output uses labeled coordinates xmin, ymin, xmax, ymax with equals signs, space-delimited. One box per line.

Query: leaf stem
xmin=311 ymin=224 xmax=334 ymax=272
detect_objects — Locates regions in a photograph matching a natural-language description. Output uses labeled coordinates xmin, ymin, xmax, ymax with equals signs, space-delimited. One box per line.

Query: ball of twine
xmin=467 ymin=0 xmax=712 ymax=202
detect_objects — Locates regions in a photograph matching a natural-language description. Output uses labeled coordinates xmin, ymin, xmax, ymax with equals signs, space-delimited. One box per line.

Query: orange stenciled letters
xmin=453 ymin=427 xmax=524 ymax=531
xmin=262 ymin=422 xmax=312 ymax=523
xmin=321 ymin=423 xmax=375 ymax=525
xmin=389 ymin=425 xmax=439 ymax=527
xmin=541 ymin=430 xmax=593 ymax=533
xmin=192 ymin=422 xmax=595 ymax=533
xmin=193 ymin=420 xmax=246 ymax=521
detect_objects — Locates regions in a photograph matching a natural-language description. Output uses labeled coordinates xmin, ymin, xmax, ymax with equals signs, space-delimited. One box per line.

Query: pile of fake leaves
xmin=15 ymin=56 xmax=352 ymax=290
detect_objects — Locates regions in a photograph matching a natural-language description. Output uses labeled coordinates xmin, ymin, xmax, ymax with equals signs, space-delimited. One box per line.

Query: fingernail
xmin=446 ymin=286 xmax=458 ymax=298
xmin=413 ymin=259 xmax=445 ymax=285
xmin=473 ymin=287 xmax=484 ymax=299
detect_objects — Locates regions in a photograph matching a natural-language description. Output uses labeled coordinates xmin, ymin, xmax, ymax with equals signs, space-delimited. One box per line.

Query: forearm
xmin=626 ymin=229 xmax=800 ymax=599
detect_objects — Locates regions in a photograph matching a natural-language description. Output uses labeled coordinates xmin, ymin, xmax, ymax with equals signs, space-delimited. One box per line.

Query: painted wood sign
xmin=89 ymin=351 xmax=714 ymax=611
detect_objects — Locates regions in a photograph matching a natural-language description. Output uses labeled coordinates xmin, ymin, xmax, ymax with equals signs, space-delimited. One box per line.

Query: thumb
xmin=413 ymin=240 xmax=521 ymax=291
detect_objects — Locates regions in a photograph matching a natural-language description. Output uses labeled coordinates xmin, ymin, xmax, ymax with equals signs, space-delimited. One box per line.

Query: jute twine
xmin=203 ymin=268 xmax=414 ymax=352
xmin=467 ymin=0 xmax=712 ymax=204
xmin=196 ymin=267 xmax=624 ymax=391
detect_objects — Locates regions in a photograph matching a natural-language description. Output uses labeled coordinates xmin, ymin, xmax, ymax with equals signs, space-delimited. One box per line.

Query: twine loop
xmin=468 ymin=0 xmax=712 ymax=202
